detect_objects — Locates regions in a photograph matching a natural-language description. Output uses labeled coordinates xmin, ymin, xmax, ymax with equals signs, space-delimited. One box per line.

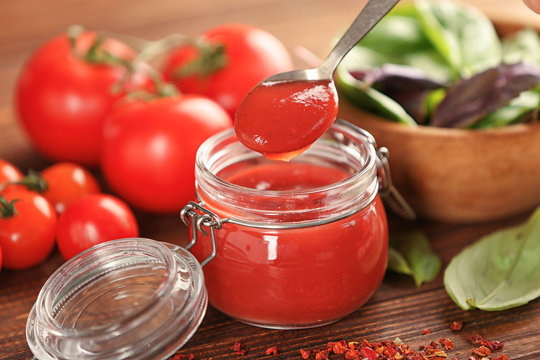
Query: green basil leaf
xmin=388 ymin=231 xmax=442 ymax=286
xmin=336 ymin=63 xmax=417 ymax=125
xmin=414 ymin=0 xmax=501 ymax=78
xmin=503 ymin=28 xmax=540 ymax=67
xmin=387 ymin=246 xmax=413 ymax=276
xmin=444 ymin=206 xmax=540 ymax=311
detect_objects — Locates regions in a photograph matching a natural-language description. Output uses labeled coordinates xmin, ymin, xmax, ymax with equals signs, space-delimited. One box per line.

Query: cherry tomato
xmin=162 ymin=23 xmax=293 ymax=117
xmin=15 ymin=31 xmax=148 ymax=166
xmin=56 ymin=194 xmax=138 ymax=260
xmin=0 ymin=188 xmax=57 ymax=270
xmin=101 ymin=95 xmax=232 ymax=213
xmin=41 ymin=162 xmax=101 ymax=213
xmin=0 ymin=159 xmax=23 ymax=185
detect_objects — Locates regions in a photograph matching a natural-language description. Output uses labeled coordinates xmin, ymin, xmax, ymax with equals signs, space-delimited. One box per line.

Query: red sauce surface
xmin=191 ymin=161 xmax=388 ymax=328
xmin=234 ymin=80 xmax=339 ymax=160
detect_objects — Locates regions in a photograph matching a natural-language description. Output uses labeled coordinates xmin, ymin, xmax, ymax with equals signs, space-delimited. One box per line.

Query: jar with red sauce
xmin=182 ymin=119 xmax=392 ymax=329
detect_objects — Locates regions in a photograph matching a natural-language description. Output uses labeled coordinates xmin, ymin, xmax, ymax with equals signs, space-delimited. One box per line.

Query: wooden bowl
xmin=339 ymin=99 xmax=540 ymax=223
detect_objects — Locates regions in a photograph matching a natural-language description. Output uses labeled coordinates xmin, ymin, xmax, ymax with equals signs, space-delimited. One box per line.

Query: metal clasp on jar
xmin=376 ymin=146 xmax=416 ymax=220
xmin=180 ymin=202 xmax=222 ymax=267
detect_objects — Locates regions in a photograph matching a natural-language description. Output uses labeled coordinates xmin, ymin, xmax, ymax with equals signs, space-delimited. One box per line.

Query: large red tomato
xmin=0 ymin=188 xmax=57 ymax=270
xmin=101 ymin=95 xmax=232 ymax=213
xmin=56 ymin=194 xmax=138 ymax=260
xmin=15 ymin=31 xmax=148 ymax=166
xmin=161 ymin=23 xmax=293 ymax=117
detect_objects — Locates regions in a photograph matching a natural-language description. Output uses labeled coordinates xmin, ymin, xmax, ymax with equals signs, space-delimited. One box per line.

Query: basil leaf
xmin=414 ymin=0 xmax=501 ymax=78
xmin=444 ymin=206 xmax=540 ymax=311
xmin=471 ymin=90 xmax=540 ymax=129
xmin=336 ymin=63 xmax=417 ymax=125
xmin=503 ymin=28 xmax=540 ymax=67
xmin=388 ymin=231 xmax=442 ymax=286
xmin=431 ymin=62 xmax=540 ymax=128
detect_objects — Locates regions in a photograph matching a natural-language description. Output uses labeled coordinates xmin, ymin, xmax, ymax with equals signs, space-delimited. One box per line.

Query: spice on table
xmin=233 ymin=341 xmax=248 ymax=356
xmin=171 ymin=354 xmax=194 ymax=360
xmin=439 ymin=338 xmax=455 ymax=351
xmin=265 ymin=346 xmax=279 ymax=356
xmin=300 ymin=348 xmax=311 ymax=359
xmin=467 ymin=334 xmax=504 ymax=352
xmin=450 ymin=320 xmax=463 ymax=331
xmin=422 ymin=328 xmax=431 ymax=335
xmin=472 ymin=345 xmax=492 ymax=357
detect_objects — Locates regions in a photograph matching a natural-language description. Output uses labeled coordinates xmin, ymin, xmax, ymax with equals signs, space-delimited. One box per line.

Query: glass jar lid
xmin=26 ymin=238 xmax=207 ymax=360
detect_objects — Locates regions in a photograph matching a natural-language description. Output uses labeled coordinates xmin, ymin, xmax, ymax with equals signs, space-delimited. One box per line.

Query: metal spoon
xmin=261 ymin=0 xmax=400 ymax=84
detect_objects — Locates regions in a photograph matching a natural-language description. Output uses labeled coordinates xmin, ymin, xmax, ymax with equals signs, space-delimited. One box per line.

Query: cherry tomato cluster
xmin=14 ymin=24 xmax=293 ymax=214
xmin=0 ymin=160 xmax=138 ymax=270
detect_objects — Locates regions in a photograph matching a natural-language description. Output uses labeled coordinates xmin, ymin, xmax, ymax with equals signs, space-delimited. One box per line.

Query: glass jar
xmin=181 ymin=119 xmax=393 ymax=329
xmin=26 ymin=238 xmax=207 ymax=360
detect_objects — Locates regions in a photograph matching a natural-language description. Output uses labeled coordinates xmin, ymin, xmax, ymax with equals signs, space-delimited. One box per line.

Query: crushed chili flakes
xmin=171 ymin=354 xmax=194 ymax=360
xmin=422 ymin=328 xmax=431 ymax=335
xmin=300 ymin=348 xmax=311 ymax=359
xmin=265 ymin=346 xmax=279 ymax=356
xmin=467 ymin=334 xmax=504 ymax=352
xmin=172 ymin=333 xmax=509 ymax=360
xmin=450 ymin=321 xmax=463 ymax=331
xmin=439 ymin=338 xmax=455 ymax=351
xmin=233 ymin=341 xmax=247 ymax=356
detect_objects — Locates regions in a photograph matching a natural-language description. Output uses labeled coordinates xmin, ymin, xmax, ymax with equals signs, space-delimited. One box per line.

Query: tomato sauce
xmin=190 ymin=160 xmax=388 ymax=328
xmin=234 ymin=80 xmax=339 ymax=160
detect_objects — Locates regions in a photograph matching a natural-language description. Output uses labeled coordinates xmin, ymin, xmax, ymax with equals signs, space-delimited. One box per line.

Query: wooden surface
xmin=1 ymin=0 xmax=540 ymax=359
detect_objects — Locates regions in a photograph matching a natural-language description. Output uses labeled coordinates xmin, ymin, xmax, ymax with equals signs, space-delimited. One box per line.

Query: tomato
xmin=162 ymin=23 xmax=293 ymax=117
xmin=101 ymin=95 xmax=232 ymax=213
xmin=0 ymin=159 xmax=23 ymax=185
xmin=56 ymin=194 xmax=138 ymax=260
xmin=0 ymin=188 xmax=57 ymax=270
xmin=41 ymin=162 xmax=101 ymax=213
xmin=15 ymin=31 xmax=148 ymax=166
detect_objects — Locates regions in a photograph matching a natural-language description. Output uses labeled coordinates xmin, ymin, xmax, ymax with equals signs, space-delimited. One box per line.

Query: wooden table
xmin=1 ymin=0 xmax=539 ymax=359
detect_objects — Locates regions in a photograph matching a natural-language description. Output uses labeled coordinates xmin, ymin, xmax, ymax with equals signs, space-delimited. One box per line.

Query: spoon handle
xmin=320 ymin=0 xmax=400 ymax=77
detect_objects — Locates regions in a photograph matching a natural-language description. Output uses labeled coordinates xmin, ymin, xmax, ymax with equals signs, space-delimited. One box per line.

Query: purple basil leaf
xmin=351 ymin=64 xmax=445 ymax=123
xmin=432 ymin=62 xmax=540 ymax=128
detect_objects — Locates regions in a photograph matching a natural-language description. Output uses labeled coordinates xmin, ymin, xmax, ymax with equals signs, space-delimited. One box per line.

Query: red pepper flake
xmin=472 ymin=345 xmax=492 ymax=357
xmin=450 ymin=320 xmax=463 ymax=331
xmin=233 ymin=341 xmax=247 ymax=356
xmin=422 ymin=328 xmax=431 ymax=335
xmin=265 ymin=346 xmax=278 ymax=356
xmin=492 ymin=355 xmax=509 ymax=360
xmin=171 ymin=354 xmax=194 ymax=360
xmin=329 ymin=340 xmax=349 ymax=354
xmin=360 ymin=347 xmax=378 ymax=360
xmin=314 ymin=349 xmax=330 ymax=360
xmin=488 ymin=340 xmax=505 ymax=352
xmin=439 ymin=338 xmax=455 ymax=351
xmin=300 ymin=349 xmax=311 ymax=359
xmin=467 ymin=333 xmax=504 ymax=352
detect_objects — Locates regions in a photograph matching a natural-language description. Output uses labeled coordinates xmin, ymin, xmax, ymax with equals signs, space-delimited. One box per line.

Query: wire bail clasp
xmin=180 ymin=201 xmax=223 ymax=267
xmin=376 ymin=147 xmax=416 ymax=220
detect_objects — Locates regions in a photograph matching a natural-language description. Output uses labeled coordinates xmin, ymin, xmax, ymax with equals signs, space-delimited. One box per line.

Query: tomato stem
xmin=172 ymin=38 xmax=228 ymax=79
xmin=0 ymin=195 xmax=18 ymax=218
xmin=16 ymin=170 xmax=48 ymax=193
